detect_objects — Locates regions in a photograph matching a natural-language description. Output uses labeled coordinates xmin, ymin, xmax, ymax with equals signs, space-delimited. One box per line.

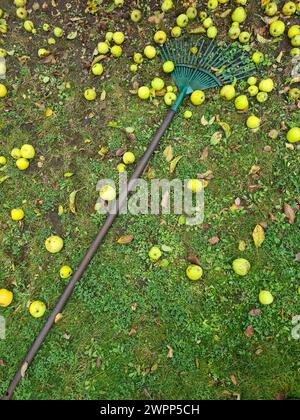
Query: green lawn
xmin=0 ymin=0 xmax=299 ymax=400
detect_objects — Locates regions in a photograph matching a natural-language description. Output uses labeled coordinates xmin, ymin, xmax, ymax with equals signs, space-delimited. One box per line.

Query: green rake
xmin=3 ymin=37 xmax=256 ymax=400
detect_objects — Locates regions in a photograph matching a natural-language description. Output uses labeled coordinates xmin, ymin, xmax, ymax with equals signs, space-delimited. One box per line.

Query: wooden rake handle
xmin=2 ymin=109 xmax=176 ymax=400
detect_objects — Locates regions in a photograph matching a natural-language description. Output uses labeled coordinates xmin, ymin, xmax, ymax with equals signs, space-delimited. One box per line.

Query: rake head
xmin=160 ymin=37 xmax=256 ymax=109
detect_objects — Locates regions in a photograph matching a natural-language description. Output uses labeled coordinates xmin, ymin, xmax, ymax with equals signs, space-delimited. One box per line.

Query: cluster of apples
xmin=264 ymin=2 xmax=300 ymax=49
xmin=0 ymin=143 xmax=36 ymax=171
xmin=220 ymin=77 xmax=276 ymax=130
xmin=84 ymin=31 xmax=125 ymax=101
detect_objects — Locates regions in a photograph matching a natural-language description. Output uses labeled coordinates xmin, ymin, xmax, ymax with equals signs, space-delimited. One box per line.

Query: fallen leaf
xmin=169 ymin=156 xmax=182 ymax=174
xmin=295 ymin=253 xmax=300 ymax=262
xmin=230 ymin=374 xmax=238 ymax=386
xmin=200 ymin=146 xmax=209 ymax=161
xmin=210 ymin=131 xmax=223 ymax=145
xmin=21 ymin=362 xmax=29 ymax=378
xmin=218 ymin=121 xmax=232 ymax=138
xmin=188 ymin=255 xmax=201 ymax=266
xmin=55 ymin=313 xmax=63 ymax=324
xmin=208 ymin=236 xmax=220 ymax=245
xmin=244 ymin=325 xmax=255 ymax=337
xmin=252 ymin=224 xmax=265 ymax=248
xmin=69 ymin=190 xmax=78 ymax=215
xmin=284 ymin=203 xmax=295 ymax=224
xmin=117 ymin=235 xmax=134 ymax=244
xmin=249 ymin=164 xmax=261 ymax=177
xmin=163 ymin=145 xmax=173 ymax=162
xmin=249 ymin=308 xmax=261 ymax=317
xmin=0 ymin=176 xmax=9 ymax=184
xmin=167 ymin=345 xmax=174 ymax=358
xmin=128 ymin=328 xmax=137 ymax=336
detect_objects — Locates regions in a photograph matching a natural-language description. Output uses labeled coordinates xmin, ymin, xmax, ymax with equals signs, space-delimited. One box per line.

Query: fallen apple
xmin=0 ymin=289 xmax=13 ymax=307
xmin=11 ymin=208 xmax=25 ymax=221
xmin=149 ymin=246 xmax=162 ymax=261
xmin=186 ymin=264 xmax=203 ymax=281
xmin=29 ymin=301 xmax=46 ymax=318
xmin=45 ymin=236 xmax=64 ymax=254
xmin=232 ymin=258 xmax=251 ymax=276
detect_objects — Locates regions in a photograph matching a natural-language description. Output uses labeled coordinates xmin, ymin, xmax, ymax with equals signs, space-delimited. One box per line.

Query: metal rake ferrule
xmin=160 ymin=37 xmax=256 ymax=111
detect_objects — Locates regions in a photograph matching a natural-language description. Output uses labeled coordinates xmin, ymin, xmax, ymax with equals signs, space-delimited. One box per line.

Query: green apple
xmin=131 ymin=9 xmax=142 ymax=23
xmin=164 ymin=92 xmax=176 ymax=106
xmin=265 ymin=2 xmax=277 ymax=16
xmin=130 ymin=64 xmax=138 ymax=72
xmin=187 ymin=179 xmax=203 ymax=193
xmin=29 ymin=301 xmax=46 ymax=318
xmin=190 ymin=90 xmax=205 ymax=106
xmin=207 ymin=0 xmax=219 ymax=10
xmin=134 ymin=53 xmax=143 ymax=64
xmin=291 ymin=35 xmax=300 ymax=47
xmin=161 ymin=0 xmax=173 ymax=13
xmin=114 ymin=0 xmax=124 ymax=7
xmin=21 ymin=144 xmax=35 ymax=159
xmin=239 ymin=31 xmax=251 ymax=43
xmin=92 ymin=63 xmax=104 ymax=76
xmin=0 ymin=156 xmax=7 ymax=166
xmin=151 ymin=77 xmax=165 ymax=91
xmin=259 ymin=290 xmax=274 ymax=305
xmin=111 ymin=45 xmax=122 ymax=57
xmin=256 ymin=92 xmax=268 ymax=103
xmin=45 ymin=236 xmax=64 ymax=254
xmin=288 ymin=88 xmax=300 ymax=101
xmin=14 ymin=0 xmax=27 ymax=6
xmin=290 ymin=48 xmax=300 ymax=56
xmin=60 ymin=265 xmax=73 ymax=279
xmin=171 ymin=26 xmax=182 ymax=38
xmin=16 ymin=158 xmax=29 ymax=170
xmin=247 ymin=76 xmax=257 ymax=85
xmin=207 ymin=26 xmax=218 ymax=38
xmin=84 ymin=88 xmax=97 ymax=101
xmin=149 ymin=246 xmax=162 ymax=261
xmin=248 ymin=85 xmax=259 ymax=96
xmin=270 ymin=20 xmax=285 ymax=37
xmin=184 ymin=110 xmax=193 ymax=119
xmin=144 ymin=45 xmax=157 ymax=59
xmin=53 ymin=27 xmax=63 ymax=37
xmin=282 ymin=1 xmax=296 ymax=16
xmin=24 ymin=20 xmax=34 ymax=32
xmin=163 ymin=60 xmax=175 ymax=73
xmin=123 ymin=152 xmax=136 ymax=164
xmin=203 ymin=17 xmax=213 ymax=29
xmin=154 ymin=30 xmax=167 ymax=45
xmin=16 ymin=7 xmax=28 ymax=19
xmin=228 ymin=25 xmax=241 ymax=40
xmin=176 ymin=14 xmax=189 ymax=28
xmin=186 ymin=7 xmax=197 ymax=19
xmin=113 ymin=31 xmax=125 ymax=45
xmin=232 ymin=258 xmax=251 ymax=276
xmin=98 ymin=42 xmax=109 ymax=54
xmin=220 ymin=85 xmax=236 ymax=100
xmin=247 ymin=115 xmax=261 ymax=129
xmin=232 ymin=7 xmax=247 ymax=23
xmin=287 ymin=127 xmax=300 ymax=143
xmin=234 ymin=95 xmax=249 ymax=110
xmin=99 ymin=185 xmax=116 ymax=201
xmin=186 ymin=265 xmax=203 ymax=281
xmin=259 ymin=78 xmax=274 ymax=93
xmin=288 ymin=25 xmax=300 ymax=39
xmin=138 ymin=86 xmax=150 ymax=100
xmin=252 ymin=51 xmax=264 ymax=63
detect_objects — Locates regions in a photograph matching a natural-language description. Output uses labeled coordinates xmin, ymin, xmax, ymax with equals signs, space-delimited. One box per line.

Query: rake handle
xmin=2 ymin=108 xmax=176 ymax=401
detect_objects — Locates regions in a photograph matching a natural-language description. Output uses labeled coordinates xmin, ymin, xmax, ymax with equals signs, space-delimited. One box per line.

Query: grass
xmin=0 ymin=0 xmax=300 ymax=400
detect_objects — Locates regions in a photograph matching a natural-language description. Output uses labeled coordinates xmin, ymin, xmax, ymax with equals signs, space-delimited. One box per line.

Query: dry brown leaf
xmin=200 ymin=146 xmax=209 ymax=161
xmin=169 ymin=156 xmax=182 ymax=174
xmin=117 ymin=235 xmax=134 ymax=244
xmin=284 ymin=203 xmax=295 ymax=224
xmin=249 ymin=164 xmax=261 ymax=176
xmin=295 ymin=253 xmax=300 ymax=262
xmin=230 ymin=374 xmax=238 ymax=386
xmin=187 ymin=255 xmax=201 ymax=266
xmin=21 ymin=362 xmax=29 ymax=378
xmin=208 ymin=236 xmax=220 ymax=245
xmin=163 ymin=145 xmax=173 ymax=162
xmin=167 ymin=345 xmax=174 ymax=359
xmin=244 ymin=325 xmax=255 ymax=338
